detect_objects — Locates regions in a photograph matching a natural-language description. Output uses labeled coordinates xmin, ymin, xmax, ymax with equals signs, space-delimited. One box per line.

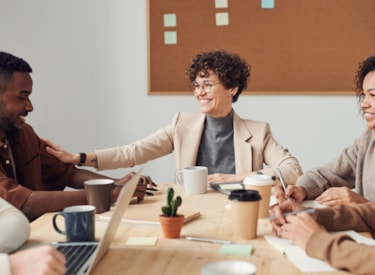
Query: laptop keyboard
xmin=56 ymin=243 xmax=97 ymax=275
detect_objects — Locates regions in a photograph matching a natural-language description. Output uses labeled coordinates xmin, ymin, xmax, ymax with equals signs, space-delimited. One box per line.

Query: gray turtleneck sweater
xmin=196 ymin=111 xmax=235 ymax=174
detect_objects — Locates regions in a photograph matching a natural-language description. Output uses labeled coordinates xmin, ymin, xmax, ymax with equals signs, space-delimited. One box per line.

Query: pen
xmin=265 ymin=207 xmax=315 ymax=220
xmin=276 ymin=168 xmax=290 ymax=200
xmin=184 ymin=236 xmax=233 ymax=244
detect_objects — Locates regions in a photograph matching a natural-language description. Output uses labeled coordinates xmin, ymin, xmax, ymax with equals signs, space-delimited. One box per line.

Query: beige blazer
xmin=96 ymin=112 xmax=302 ymax=184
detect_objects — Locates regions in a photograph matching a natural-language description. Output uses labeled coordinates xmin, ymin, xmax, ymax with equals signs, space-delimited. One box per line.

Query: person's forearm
xmin=315 ymin=203 xmax=375 ymax=233
xmin=307 ymin=231 xmax=375 ymax=274
xmin=69 ymin=169 xmax=112 ymax=189
xmin=21 ymin=191 xmax=87 ymax=221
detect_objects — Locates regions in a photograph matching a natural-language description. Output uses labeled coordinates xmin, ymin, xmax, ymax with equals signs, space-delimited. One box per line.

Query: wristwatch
xmin=78 ymin=152 xmax=86 ymax=166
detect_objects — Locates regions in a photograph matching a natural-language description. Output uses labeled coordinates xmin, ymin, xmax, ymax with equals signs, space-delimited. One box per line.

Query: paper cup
xmin=243 ymin=175 xmax=273 ymax=218
xmin=229 ymin=189 xmax=261 ymax=240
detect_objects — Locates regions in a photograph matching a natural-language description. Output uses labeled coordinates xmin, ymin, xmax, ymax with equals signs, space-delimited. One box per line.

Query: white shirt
xmin=0 ymin=198 xmax=30 ymax=275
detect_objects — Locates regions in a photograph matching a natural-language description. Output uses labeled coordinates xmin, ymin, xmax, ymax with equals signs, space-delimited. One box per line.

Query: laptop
xmin=54 ymin=167 xmax=143 ymax=275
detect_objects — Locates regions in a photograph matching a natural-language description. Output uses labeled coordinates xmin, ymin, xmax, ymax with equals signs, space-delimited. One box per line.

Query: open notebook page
xmin=265 ymin=230 xmax=375 ymax=273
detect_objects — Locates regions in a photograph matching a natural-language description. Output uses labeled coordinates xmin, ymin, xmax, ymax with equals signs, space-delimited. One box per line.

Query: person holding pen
xmin=275 ymin=56 xmax=375 ymax=206
xmin=270 ymin=200 xmax=375 ymax=274
xmin=44 ymin=49 xmax=302 ymax=186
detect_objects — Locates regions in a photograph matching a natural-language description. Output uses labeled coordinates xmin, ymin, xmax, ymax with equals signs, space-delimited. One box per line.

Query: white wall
xmin=0 ymin=0 xmax=366 ymax=183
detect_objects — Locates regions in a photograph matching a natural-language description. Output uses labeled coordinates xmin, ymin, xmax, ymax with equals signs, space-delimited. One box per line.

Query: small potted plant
xmin=159 ymin=187 xmax=184 ymax=239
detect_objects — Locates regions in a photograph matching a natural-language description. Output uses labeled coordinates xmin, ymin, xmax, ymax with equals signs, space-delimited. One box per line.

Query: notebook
xmin=54 ymin=167 xmax=143 ymax=275
xmin=265 ymin=230 xmax=375 ymax=273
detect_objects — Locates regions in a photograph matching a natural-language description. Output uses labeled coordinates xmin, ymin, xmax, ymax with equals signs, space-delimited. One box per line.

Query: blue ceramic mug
xmin=52 ymin=205 xmax=96 ymax=242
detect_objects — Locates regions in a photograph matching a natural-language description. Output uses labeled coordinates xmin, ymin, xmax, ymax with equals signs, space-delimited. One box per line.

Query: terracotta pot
xmin=159 ymin=214 xmax=184 ymax=239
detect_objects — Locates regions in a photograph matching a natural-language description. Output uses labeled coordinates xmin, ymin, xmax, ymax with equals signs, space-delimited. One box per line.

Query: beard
xmin=0 ymin=116 xmax=24 ymax=134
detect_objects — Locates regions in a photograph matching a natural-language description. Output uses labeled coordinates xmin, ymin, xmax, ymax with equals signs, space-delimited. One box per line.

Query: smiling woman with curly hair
xmin=45 ymin=49 xmax=302 ymax=188
xmin=274 ymin=56 xmax=375 ymax=206
xmin=186 ymin=50 xmax=250 ymax=103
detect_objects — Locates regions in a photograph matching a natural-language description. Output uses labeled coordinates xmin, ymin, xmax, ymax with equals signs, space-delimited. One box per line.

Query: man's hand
xmin=134 ymin=175 xmax=158 ymax=202
xmin=113 ymin=172 xmax=157 ymax=203
xmin=315 ymin=187 xmax=369 ymax=206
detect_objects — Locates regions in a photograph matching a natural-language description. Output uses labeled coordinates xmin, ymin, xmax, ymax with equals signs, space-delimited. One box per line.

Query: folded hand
xmin=315 ymin=187 xmax=369 ymax=206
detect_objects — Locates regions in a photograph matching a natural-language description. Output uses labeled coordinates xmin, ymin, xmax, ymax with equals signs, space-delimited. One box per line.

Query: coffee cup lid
xmin=228 ymin=189 xmax=262 ymax=201
xmin=243 ymin=175 xmax=273 ymax=186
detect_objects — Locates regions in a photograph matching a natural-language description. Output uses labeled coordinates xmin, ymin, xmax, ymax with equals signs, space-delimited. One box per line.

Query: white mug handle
xmin=176 ymin=170 xmax=184 ymax=184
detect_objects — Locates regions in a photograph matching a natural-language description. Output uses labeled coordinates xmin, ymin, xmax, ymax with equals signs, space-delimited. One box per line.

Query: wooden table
xmin=29 ymin=184 xmax=351 ymax=275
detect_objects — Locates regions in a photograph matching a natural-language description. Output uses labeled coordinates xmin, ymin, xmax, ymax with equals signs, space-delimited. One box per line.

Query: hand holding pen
xmin=269 ymin=200 xmax=318 ymax=242
xmin=276 ymin=168 xmax=290 ymax=201
xmin=274 ymin=168 xmax=308 ymax=204
xmin=266 ymin=207 xmax=315 ymax=220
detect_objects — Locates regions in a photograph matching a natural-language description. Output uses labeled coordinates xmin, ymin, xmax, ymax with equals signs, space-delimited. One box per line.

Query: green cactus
xmin=161 ymin=187 xmax=182 ymax=217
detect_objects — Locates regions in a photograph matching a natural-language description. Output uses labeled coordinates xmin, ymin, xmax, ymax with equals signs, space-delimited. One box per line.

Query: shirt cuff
xmin=0 ymin=254 xmax=11 ymax=275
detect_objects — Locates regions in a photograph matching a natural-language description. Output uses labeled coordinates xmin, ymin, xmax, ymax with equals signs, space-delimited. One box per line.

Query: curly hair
xmin=354 ymin=56 xmax=375 ymax=101
xmin=186 ymin=50 xmax=251 ymax=103
xmin=0 ymin=51 xmax=32 ymax=92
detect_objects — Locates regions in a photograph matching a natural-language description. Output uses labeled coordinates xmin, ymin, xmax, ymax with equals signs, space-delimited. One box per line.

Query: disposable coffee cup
xmin=243 ymin=175 xmax=273 ymax=218
xmin=84 ymin=179 xmax=114 ymax=214
xmin=228 ymin=189 xmax=261 ymax=240
xmin=176 ymin=166 xmax=208 ymax=195
xmin=52 ymin=205 xmax=96 ymax=242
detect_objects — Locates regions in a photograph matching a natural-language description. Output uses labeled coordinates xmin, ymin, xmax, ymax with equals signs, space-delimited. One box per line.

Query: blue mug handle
xmin=52 ymin=212 xmax=66 ymax=235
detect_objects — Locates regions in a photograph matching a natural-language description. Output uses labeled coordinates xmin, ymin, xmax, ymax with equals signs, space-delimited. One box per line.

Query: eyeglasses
xmin=191 ymin=81 xmax=220 ymax=94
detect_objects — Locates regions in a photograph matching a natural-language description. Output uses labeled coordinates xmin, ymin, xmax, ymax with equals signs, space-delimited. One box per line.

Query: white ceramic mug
xmin=176 ymin=166 xmax=208 ymax=195
xmin=201 ymin=260 xmax=257 ymax=275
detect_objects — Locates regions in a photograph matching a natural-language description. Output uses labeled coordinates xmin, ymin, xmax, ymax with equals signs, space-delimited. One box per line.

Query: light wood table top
xmin=29 ymin=184 xmax=352 ymax=275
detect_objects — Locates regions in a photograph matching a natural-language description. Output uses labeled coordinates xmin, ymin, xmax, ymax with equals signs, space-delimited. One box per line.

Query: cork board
xmin=147 ymin=0 xmax=375 ymax=95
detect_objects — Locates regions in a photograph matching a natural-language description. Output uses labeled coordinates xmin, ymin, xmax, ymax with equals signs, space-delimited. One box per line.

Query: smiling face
xmin=361 ymin=71 xmax=375 ymax=129
xmin=0 ymin=72 xmax=33 ymax=139
xmin=194 ymin=69 xmax=237 ymax=118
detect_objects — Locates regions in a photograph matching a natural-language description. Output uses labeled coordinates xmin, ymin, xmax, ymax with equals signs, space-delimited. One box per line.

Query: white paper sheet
xmin=265 ymin=230 xmax=375 ymax=273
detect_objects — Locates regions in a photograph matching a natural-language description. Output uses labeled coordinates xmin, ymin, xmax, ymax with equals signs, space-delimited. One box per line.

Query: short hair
xmin=0 ymin=51 xmax=32 ymax=92
xmin=186 ymin=50 xmax=251 ymax=103
xmin=354 ymin=56 xmax=375 ymax=99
